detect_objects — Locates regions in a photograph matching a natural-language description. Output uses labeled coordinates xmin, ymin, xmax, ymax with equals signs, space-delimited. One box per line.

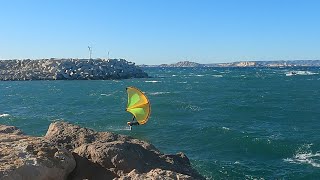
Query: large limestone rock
xmin=0 ymin=122 xmax=204 ymax=179
xmin=45 ymin=121 xmax=205 ymax=180
xmin=0 ymin=125 xmax=76 ymax=180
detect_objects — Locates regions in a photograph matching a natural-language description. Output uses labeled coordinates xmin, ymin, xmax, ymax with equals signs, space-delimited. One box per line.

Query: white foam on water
xmin=0 ymin=114 xmax=10 ymax=118
xmin=212 ymin=75 xmax=223 ymax=77
xmin=111 ymin=126 xmax=133 ymax=131
xmin=149 ymin=92 xmax=170 ymax=95
xmin=177 ymin=81 xmax=187 ymax=84
xmin=145 ymin=80 xmax=161 ymax=83
xmin=222 ymin=127 xmax=230 ymax=131
xmin=286 ymin=71 xmax=318 ymax=76
xmin=284 ymin=144 xmax=320 ymax=168
xmin=100 ymin=93 xmax=112 ymax=96
xmin=284 ymin=152 xmax=320 ymax=168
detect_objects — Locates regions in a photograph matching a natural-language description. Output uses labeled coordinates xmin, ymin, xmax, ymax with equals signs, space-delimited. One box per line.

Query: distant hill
xmin=139 ymin=60 xmax=320 ymax=67
xmin=139 ymin=61 xmax=202 ymax=67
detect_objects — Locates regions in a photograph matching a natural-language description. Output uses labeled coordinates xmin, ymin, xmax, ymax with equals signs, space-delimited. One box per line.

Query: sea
xmin=1 ymin=67 xmax=320 ymax=179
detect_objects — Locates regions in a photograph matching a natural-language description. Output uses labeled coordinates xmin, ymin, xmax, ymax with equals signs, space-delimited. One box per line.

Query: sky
xmin=0 ymin=0 xmax=320 ymax=64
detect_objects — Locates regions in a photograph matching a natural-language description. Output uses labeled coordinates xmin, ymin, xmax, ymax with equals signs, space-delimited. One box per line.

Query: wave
xmin=222 ymin=126 xmax=230 ymax=131
xmin=100 ymin=93 xmax=112 ymax=96
xmin=145 ymin=80 xmax=161 ymax=83
xmin=212 ymin=75 xmax=223 ymax=78
xmin=0 ymin=114 xmax=10 ymax=118
xmin=177 ymin=81 xmax=187 ymax=84
xmin=284 ymin=144 xmax=320 ymax=168
xmin=148 ymin=92 xmax=170 ymax=95
xmin=177 ymin=74 xmax=207 ymax=77
xmin=285 ymin=71 xmax=318 ymax=76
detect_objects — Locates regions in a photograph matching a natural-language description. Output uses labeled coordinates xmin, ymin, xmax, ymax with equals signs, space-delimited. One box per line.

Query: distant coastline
xmin=139 ymin=60 xmax=320 ymax=68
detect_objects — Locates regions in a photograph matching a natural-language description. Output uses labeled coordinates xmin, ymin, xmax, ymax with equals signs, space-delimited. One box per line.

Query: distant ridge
xmin=140 ymin=60 xmax=320 ymax=67
xmin=139 ymin=61 xmax=202 ymax=67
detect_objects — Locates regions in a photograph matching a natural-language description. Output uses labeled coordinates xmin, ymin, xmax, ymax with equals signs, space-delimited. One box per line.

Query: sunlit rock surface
xmin=0 ymin=122 xmax=205 ymax=179
xmin=0 ymin=58 xmax=148 ymax=80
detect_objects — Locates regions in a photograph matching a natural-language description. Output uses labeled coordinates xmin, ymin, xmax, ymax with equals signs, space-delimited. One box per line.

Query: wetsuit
xmin=128 ymin=117 xmax=140 ymax=126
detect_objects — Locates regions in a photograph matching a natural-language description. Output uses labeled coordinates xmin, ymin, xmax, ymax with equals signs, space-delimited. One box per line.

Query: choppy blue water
xmin=1 ymin=67 xmax=320 ymax=179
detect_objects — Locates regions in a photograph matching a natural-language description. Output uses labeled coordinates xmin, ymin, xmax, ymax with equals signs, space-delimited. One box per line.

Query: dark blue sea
xmin=1 ymin=67 xmax=320 ymax=179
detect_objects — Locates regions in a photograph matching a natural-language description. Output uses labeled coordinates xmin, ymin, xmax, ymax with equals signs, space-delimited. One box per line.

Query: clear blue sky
xmin=1 ymin=0 xmax=319 ymax=64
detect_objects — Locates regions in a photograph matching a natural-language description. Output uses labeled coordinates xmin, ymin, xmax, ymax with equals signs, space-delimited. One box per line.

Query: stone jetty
xmin=0 ymin=58 xmax=148 ymax=81
xmin=0 ymin=122 xmax=205 ymax=180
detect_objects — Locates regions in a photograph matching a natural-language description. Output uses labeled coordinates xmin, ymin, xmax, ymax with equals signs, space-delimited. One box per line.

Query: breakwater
xmin=0 ymin=58 xmax=148 ymax=80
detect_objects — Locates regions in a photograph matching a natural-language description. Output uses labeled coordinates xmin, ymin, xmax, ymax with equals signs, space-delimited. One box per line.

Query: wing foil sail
xmin=126 ymin=86 xmax=151 ymax=125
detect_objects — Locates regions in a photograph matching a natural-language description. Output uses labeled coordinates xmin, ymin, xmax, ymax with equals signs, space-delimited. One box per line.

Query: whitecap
xmin=234 ymin=161 xmax=241 ymax=164
xmin=177 ymin=81 xmax=187 ymax=84
xmin=145 ymin=80 xmax=161 ymax=83
xmin=286 ymin=71 xmax=318 ymax=76
xmin=284 ymin=152 xmax=320 ymax=168
xmin=0 ymin=114 xmax=10 ymax=118
xmin=149 ymin=92 xmax=170 ymax=95
xmin=284 ymin=144 xmax=320 ymax=168
xmin=222 ymin=127 xmax=230 ymax=131
xmin=100 ymin=93 xmax=112 ymax=96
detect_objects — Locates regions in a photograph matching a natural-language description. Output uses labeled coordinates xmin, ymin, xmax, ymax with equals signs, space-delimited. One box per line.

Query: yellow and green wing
xmin=126 ymin=86 xmax=151 ymax=125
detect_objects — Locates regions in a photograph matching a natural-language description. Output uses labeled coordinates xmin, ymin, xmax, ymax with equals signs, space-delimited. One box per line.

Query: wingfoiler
xmin=126 ymin=87 xmax=151 ymax=129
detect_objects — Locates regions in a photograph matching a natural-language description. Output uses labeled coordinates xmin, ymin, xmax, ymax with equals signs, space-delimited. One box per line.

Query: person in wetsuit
xmin=127 ymin=116 xmax=139 ymax=130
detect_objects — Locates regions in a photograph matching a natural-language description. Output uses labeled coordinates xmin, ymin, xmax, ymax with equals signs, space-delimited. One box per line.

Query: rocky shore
xmin=0 ymin=122 xmax=205 ymax=180
xmin=0 ymin=58 xmax=148 ymax=81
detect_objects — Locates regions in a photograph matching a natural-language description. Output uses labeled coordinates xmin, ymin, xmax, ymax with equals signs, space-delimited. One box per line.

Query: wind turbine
xmin=88 ymin=46 xmax=92 ymax=59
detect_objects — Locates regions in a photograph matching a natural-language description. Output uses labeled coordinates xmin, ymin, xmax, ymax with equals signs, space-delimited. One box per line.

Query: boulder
xmin=0 ymin=125 xmax=23 ymax=135
xmin=45 ymin=121 xmax=205 ymax=179
xmin=0 ymin=122 xmax=204 ymax=179
xmin=0 ymin=125 xmax=76 ymax=180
